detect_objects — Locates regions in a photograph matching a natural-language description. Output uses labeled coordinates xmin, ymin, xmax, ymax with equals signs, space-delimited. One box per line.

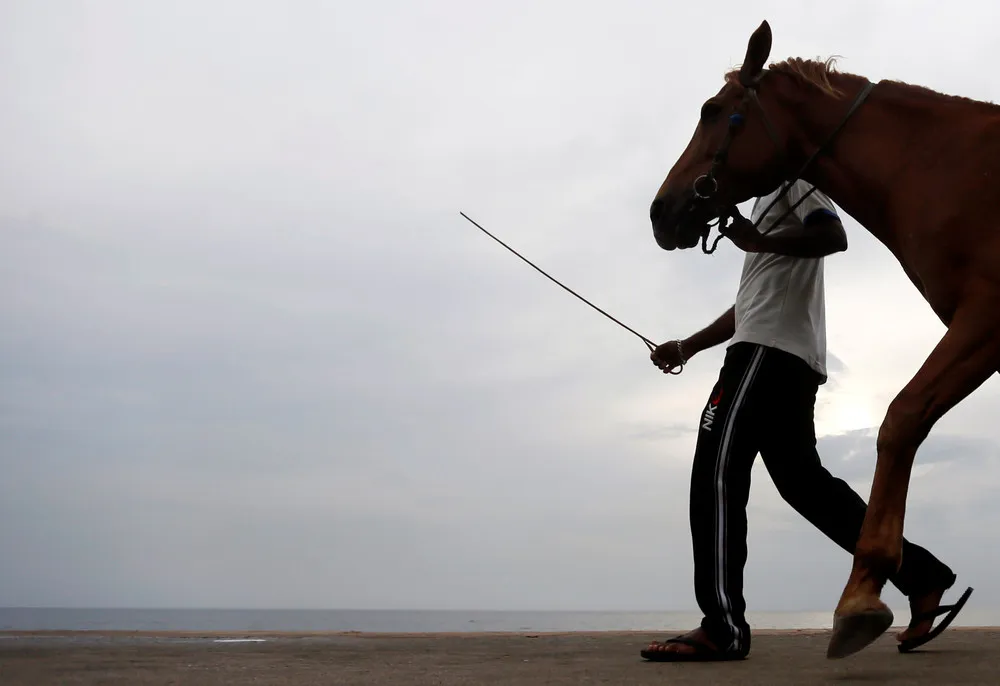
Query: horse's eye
xmin=700 ymin=101 xmax=722 ymax=121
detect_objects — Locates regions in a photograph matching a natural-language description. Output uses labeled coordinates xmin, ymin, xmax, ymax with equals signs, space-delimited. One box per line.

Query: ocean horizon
xmin=2 ymin=606 xmax=997 ymax=633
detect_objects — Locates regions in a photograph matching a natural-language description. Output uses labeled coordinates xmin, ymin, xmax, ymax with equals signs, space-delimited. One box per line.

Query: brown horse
xmin=650 ymin=20 xmax=1000 ymax=659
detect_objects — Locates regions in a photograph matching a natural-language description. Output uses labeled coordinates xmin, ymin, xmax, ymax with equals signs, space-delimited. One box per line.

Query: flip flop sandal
xmin=640 ymin=635 xmax=747 ymax=662
xmin=898 ymin=586 xmax=973 ymax=653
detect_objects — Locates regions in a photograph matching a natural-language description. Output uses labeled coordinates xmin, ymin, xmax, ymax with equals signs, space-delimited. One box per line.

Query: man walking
xmin=640 ymin=180 xmax=967 ymax=661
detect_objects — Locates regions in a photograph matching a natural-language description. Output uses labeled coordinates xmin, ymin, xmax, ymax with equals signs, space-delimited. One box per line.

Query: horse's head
xmin=650 ymin=20 xmax=788 ymax=251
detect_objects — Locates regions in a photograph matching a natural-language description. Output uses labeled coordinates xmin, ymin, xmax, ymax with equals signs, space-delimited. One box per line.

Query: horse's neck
xmin=790 ymin=77 xmax=937 ymax=248
xmin=793 ymin=76 xmax=992 ymax=250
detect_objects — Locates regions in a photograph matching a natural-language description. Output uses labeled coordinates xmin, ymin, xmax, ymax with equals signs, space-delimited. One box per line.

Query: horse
xmin=649 ymin=19 xmax=1000 ymax=659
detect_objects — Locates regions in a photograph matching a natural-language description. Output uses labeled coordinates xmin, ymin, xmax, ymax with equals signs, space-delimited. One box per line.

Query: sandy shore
xmin=1 ymin=628 xmax=998 ymax=685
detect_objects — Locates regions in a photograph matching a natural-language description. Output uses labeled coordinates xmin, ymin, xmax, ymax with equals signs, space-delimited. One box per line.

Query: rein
xmin=696 ymin=74 xmax=875 ymax=254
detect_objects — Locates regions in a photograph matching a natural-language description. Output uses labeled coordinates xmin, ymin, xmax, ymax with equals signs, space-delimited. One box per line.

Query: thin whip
xmin=459 ymin=211 xmax=661 ymax=355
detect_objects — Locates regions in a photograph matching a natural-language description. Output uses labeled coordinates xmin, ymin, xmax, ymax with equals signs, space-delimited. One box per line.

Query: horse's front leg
xmin=827 ymin=300 xmax=1000 ymax=659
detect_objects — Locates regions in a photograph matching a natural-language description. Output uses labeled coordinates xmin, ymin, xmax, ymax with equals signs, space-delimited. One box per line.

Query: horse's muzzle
xmin=651 ymin=191 xmax=711 ymax=251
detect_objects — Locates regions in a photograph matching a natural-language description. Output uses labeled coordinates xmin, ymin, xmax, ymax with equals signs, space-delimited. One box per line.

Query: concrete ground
xmin=1 ymin=629 xmax=998 ymax=685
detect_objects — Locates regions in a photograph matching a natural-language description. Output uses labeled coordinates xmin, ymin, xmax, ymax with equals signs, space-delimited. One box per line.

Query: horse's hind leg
xmin=827 ymin=300 xmax=1000 ymax=659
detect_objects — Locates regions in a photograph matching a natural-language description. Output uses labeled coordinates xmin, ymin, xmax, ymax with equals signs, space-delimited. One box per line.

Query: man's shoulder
xmin=788 ymin=180 xmax=836 ymax=205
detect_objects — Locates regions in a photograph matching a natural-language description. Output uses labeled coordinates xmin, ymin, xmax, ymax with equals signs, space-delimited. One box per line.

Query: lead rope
xmin=459 ymin=212 xmax=685 ymax=374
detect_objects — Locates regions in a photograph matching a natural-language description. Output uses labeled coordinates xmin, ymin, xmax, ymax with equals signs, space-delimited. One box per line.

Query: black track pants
xmin=689 ymin=342 xmax=955 ymax=656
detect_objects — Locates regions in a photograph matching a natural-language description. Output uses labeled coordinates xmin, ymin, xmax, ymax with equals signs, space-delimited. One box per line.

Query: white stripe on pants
xmin=712 ymin=346 xmax=765 ymax=653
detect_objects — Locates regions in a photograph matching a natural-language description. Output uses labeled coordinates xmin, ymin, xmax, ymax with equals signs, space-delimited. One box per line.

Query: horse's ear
xmin=739 ymin=20 xmax=772 ymax=86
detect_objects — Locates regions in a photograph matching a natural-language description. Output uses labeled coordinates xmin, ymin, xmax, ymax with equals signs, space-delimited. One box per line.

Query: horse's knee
xmin=876 ymin=391 xmax=934 ymax=457
xmin=855 ymin=391 xmax=936 ymax=578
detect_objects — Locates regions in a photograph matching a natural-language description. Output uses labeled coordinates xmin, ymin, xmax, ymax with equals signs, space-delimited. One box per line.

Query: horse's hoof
xmin=826 ymin=607 xmax=894 ymax=659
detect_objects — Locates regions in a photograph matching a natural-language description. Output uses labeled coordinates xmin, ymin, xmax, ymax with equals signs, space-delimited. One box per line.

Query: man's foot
xmin=644 ymin=628 xmax=717 ymax=657
xmin=640 ymin=627 xmax=747 ymax=662
xmin=896 ymin=586 xmax=973 ymax=653
xmin=897 ymin=587 xmax=947 ymax=645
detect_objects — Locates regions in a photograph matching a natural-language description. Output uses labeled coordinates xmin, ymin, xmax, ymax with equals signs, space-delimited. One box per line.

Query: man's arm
xmin=682 ymin=305 xmax=736 ymax=358
xmin=753 ymin=214 xmax=848 ymax=258
xmin=650 ymin=305 xmax=736 ymax=373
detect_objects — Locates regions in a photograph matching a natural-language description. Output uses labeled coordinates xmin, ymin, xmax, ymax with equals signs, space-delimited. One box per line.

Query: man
xmin=640 ymin=180 xmax=963 ymax=661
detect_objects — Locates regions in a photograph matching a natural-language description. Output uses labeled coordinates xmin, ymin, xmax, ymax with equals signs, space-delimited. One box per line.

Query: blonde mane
xmin=725 ymin=57 xmax=846 ymax=97
xmin=725 ymin=56 xmax=998 ymax=109
xmin=769 ymin=57 xmax=846 ymax=97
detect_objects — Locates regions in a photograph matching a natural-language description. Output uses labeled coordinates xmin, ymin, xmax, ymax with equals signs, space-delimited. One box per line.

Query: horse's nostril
xmin=650 ymin=198 xmax=664 ymax=223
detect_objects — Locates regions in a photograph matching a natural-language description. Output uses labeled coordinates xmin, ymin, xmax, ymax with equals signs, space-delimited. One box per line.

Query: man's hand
xmin=650 ymin=339 xmax=688 ymax=374
xmin=723 ymin=207 xmax=764 ymax=252
xmin=723 ymin=204 xmax=848 ymax=258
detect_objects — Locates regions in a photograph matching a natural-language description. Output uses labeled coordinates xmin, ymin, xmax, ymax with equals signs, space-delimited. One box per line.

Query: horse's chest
xmin=895 ymin=231 xmax=970 ymax=325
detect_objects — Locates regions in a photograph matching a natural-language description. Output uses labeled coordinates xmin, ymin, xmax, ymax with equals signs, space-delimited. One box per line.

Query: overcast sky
xmin=2 ymin=1 xmax=1000 ymax=620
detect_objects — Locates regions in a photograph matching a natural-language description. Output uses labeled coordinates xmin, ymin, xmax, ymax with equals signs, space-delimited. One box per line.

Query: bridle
xmin=685 ymin=70 xmax=876 ymax=254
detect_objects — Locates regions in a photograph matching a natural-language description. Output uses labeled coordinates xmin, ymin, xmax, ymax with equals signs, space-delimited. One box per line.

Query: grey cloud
xmin=622 ymin=421 xmax=697 ymax=443
xmin=816 ymin=429 xmax=1000 ymax=483
xmin=826 ymin=350 xmax=847 ymax=376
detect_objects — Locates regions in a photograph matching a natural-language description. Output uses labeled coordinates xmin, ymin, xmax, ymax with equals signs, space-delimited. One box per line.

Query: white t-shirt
xmin=729 ymin=180 xmax=840 ymax=381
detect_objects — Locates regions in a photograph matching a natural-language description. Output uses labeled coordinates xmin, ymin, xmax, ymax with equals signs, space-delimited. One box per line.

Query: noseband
xmin=688 ymin=71 xmax=875 ymax=254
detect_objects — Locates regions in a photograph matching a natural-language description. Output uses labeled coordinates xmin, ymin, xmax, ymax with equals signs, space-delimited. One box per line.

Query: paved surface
xmin=0 ymin=629 xmax=998 ymax=685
